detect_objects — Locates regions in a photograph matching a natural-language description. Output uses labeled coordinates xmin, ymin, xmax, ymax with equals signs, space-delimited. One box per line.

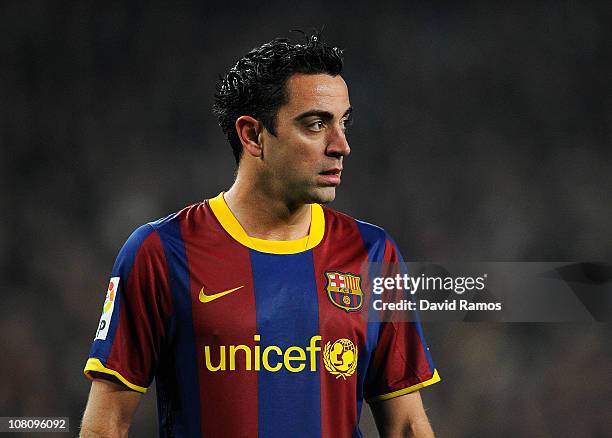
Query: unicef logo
xmin=202 ymin=335 xmax=359 ymax=380
xmin=323 ymin=338 xmax=358 ymax=379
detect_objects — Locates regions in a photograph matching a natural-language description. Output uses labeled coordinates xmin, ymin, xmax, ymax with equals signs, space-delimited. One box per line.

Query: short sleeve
xmin=83 ymin=224 xmax=172 ymax=393
xmin=364 ymin=237 xmax=440 ymax=402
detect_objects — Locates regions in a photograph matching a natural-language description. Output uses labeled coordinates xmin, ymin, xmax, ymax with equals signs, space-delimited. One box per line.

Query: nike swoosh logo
xmin=199 ymin=285 xmax=244 ymax=303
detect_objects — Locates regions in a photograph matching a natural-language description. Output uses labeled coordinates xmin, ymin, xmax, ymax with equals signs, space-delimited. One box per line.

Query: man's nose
xmin=326 ymin=126 xmax=351 ymax=157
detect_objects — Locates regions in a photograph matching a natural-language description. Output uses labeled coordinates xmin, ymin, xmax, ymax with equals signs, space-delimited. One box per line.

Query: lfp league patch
xmin=95 ymin=277 xmax=119 ymax=341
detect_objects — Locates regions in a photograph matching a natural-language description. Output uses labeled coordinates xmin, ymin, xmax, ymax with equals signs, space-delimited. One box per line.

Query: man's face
xmin=260 ymin=73 xmax=352 ymax=206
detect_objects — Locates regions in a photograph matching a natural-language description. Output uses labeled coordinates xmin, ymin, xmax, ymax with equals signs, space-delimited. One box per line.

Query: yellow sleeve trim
xmin=208 ymin=192 xmax=325 ymax=254
xmin=367 ymin=369 xmax=441 ymax=403
xmin=83 ymin=358 xmax=148 ymax=393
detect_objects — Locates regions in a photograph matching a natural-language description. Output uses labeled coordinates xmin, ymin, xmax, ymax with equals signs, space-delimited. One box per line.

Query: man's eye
xmin=341 ymin=117 xmax=353 ymax=131
xmin=308 ymin=121 xmax=324 ymax=131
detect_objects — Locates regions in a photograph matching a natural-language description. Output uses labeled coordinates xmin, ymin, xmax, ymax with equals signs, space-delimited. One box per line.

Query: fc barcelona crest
xmin=325 ymin=271 xmax=363 ymax=312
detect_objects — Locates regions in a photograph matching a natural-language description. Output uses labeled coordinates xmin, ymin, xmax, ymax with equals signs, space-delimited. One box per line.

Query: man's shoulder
xmin=120 ymin=202 xmax=206 ymax=250
xmin=147 ymin=201 xmax=205 ymax=231
xmin=321 ymin=205 xmax=389 ymax=243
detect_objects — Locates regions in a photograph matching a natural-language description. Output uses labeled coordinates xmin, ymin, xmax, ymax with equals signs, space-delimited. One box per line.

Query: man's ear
xmin=235 ymin=116 xmax=263 ymax=158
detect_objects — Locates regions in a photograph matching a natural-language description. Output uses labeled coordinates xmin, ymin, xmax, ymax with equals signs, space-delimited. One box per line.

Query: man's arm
xmin=369 ymin=391 xmax=434 ymax=438
xmin=80 ymin=378 xmax=143 ymax=438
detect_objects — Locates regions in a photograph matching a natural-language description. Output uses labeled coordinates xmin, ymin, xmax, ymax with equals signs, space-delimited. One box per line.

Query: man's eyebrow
xmin=294 ymin=107 xmax=353 ymax=122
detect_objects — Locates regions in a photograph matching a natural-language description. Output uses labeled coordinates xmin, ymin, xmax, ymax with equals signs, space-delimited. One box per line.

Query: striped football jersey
xmin=84 ymin=192 xmax=440 ymax=437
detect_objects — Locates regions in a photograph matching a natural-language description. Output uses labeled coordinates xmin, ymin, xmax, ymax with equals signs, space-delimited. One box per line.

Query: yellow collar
xmin=208 ymin=192 xmax=325 ymax=254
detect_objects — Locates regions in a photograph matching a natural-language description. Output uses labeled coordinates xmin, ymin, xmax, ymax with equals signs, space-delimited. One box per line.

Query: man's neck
xmin=223 ymin=182 xmax=312 ymax=241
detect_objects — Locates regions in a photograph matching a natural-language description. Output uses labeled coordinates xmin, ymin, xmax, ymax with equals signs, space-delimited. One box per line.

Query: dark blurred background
xmin=1 ymin=1 xmax=611 ymax=437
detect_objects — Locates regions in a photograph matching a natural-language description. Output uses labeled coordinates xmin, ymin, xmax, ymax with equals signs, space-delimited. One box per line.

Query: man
xmin=81 ymin=33 xmax=440 ymax=437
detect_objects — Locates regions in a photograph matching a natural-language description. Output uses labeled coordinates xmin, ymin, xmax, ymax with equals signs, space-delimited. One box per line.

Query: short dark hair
xmin=213 ymin=32 xmax=344 ymax=164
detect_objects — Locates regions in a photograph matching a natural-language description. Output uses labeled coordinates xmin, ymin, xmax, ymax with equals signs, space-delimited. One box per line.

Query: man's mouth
xmin=320 ymin=168 xmax=341 ymax=175
xmin=318 ymin=168 xmax=342 ymax=186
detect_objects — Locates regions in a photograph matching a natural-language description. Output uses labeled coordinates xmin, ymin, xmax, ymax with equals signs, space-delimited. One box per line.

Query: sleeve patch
xmin=94 ymin=277 xmax=120 ymax=341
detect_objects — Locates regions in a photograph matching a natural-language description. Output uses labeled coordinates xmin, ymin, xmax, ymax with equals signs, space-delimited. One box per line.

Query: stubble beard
xmin=307 ymin=186 xmax=337 ymax=205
